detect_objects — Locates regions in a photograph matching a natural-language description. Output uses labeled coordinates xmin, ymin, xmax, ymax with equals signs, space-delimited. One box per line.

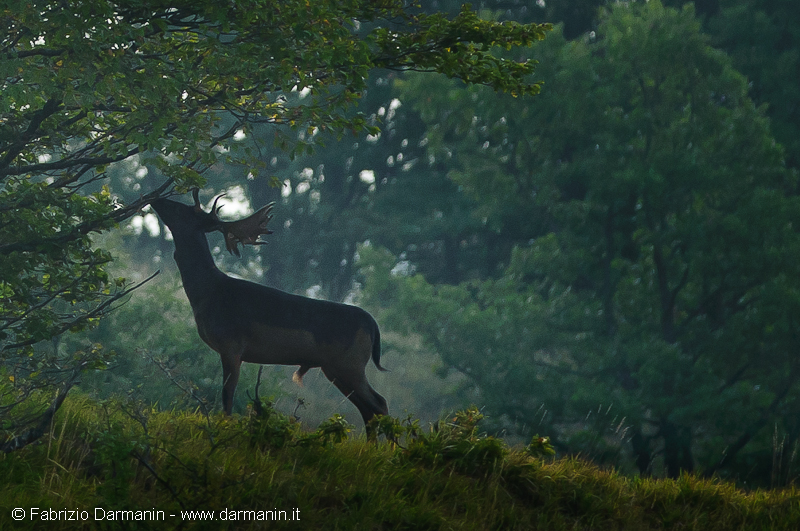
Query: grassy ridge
xmin=1 ymin=395 xmax=798 ymax=530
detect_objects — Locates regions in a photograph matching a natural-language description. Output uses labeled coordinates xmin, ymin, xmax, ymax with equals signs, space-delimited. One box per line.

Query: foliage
xmin=200 ymin=0 xmax=800 ymax=302
xmin=2 ymin=395 xmax=800 ymax=530
xmin=708 ymin=0 xmax=800 ymax=168
xmin=526 ymin=434 xmax=556 ymax=458
xmin=369 ymin=406 xmax=509 ymax=476
xmin=404 ymin=407 xmax=509 ymax=476
xmin=247 ymin=399 xmax=353 ymax=450
xmin=364 ymin=0 xmax=800 ymax=484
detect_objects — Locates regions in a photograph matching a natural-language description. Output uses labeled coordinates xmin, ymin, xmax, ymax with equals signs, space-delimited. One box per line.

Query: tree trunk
xmin=661 ymin=419 xmax=694 ymax=478
xmin=631 ymin=426 xmax=653 ymax=476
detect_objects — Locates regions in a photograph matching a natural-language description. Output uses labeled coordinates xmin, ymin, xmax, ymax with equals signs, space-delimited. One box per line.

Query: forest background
xmin=3 ymin=0 xmax=800 ymax=490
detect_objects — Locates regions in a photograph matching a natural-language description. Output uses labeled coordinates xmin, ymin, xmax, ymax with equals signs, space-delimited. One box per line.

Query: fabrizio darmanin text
xmin=14 ymin=507 xmax=301 ymax=522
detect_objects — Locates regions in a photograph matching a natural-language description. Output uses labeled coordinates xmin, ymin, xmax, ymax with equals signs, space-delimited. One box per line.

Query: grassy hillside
xmin=1 ymin=395 xmax=798 ymax=530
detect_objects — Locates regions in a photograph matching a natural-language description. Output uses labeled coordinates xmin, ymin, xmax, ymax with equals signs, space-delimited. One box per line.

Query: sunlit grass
xmin=1 ymin=394 xmax=798 ymax=530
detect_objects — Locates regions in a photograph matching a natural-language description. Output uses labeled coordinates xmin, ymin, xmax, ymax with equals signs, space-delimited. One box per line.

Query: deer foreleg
xmin=220 ymin=349 xmax=243 ymax=415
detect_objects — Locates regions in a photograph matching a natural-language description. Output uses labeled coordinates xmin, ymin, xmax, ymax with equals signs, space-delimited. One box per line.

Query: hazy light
xmin=214 ymin=185 xmax=251 ymax=216
xmin=359 ymin=170 xmax=375 ymax=184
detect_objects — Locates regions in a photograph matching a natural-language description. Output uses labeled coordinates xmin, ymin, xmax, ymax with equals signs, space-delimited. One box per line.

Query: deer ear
xmin=220 ymin=202 xmax=275 ymax=256
xmin=191 ymin=188 xmax=203 ymax=213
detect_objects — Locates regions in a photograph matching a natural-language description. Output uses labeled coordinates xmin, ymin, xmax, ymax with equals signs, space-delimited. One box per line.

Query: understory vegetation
xmin=1 ymin=395 xmax=798 ymax=530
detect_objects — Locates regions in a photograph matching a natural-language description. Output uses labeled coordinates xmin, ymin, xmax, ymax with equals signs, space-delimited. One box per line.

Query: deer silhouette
xmin=150 ymin=190 xmax=388 ymax=426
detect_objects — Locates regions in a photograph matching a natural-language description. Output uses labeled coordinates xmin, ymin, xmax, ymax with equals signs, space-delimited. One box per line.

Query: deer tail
xmin=372 ymin=324 xmax=388 ymax=372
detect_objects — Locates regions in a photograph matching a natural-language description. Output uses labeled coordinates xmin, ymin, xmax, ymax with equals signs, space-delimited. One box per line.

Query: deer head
xmin=191 ymin=189 xmax=275 ymax=257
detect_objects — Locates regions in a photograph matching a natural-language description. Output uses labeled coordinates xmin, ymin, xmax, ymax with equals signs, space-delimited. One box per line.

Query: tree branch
xmin=1 ymin=270 xmax=161 ymax=353
xmin=1 ymin=366 xmax=82 ymax=454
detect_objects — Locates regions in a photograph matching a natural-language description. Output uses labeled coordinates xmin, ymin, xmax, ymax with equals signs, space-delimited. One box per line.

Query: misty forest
xmin=3 ymin=0 xmax=800 ymax=525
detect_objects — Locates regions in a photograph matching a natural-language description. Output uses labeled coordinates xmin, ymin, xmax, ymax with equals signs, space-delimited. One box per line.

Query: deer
xmin=149 ymin=189 xmax=388 ymax=427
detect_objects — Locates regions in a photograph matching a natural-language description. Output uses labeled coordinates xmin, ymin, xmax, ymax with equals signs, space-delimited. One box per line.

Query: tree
xmin=366 ymin=1 xmax=800 ymax=482
xmin=0 ymin=0 xmax=549 ymax=450
xmin=120 ymin=0 xmax=800 ymax=306
xmin=708 ymin=0 xmax=800 ymax=170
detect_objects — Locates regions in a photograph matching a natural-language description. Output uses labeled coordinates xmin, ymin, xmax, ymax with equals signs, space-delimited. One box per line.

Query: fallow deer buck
xmin=150 ymin=190 xmax=388 ymax=426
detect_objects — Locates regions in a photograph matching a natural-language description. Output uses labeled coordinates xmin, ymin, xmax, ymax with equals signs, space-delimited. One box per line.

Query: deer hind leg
xmin=219 ymin=348 xmax=243 ymax=415
xmin=321 ymin=366 xmax=388 ymax=426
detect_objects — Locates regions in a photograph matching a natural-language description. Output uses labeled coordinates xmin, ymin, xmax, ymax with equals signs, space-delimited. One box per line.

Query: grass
xmin=1 ymin=394 xmax=799 ymax=530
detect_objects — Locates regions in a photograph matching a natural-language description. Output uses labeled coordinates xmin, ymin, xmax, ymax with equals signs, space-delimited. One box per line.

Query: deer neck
xmin=172 ymin=229 xmax=224 ymax=306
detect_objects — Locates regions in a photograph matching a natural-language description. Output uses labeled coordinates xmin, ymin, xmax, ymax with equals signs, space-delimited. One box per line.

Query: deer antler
xmin=210 ymin=194 xmax=226 ymax=218
xmin=190 ymin=188 xmax=274 ymax=256
xmin=221 ymin=202 xmax=275 ymax=257
xmin=192 ymin=188 xmax=226 ymax=218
